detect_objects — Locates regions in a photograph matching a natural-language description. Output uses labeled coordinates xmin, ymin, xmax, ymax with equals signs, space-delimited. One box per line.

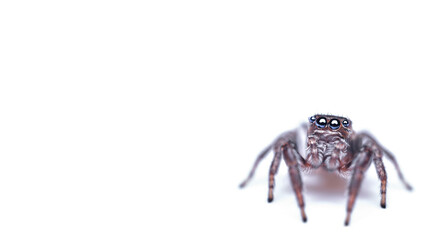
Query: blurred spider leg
xmin=283 ymin=145 xmax=307 ymax=222
xmin=292 ymin=146 xmax=308 ymax=167
xmin=373 ymin=157 xmax=387 ymax=208
xmin=357 ymin=132 xmax=412 ymax=190
xmin=239 ymin=144 xmax=272 ymax=188
xmin=382 ymin=148 xmax=413 ymax=190
xmin=267 ymin=150 xmax=282 ymax=202
xmin=345 ymin=150 xmax=372 ymax=226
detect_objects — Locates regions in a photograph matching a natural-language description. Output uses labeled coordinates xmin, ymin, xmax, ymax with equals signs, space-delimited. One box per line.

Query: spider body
xmin=239 ymin=114 xmax=412 ymax=226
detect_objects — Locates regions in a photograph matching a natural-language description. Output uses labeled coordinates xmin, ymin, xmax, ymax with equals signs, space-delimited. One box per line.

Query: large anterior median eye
xmin=315 ymin=117 xmax=327 ymax=128
xmin=329 ymin=119 xmax=340 ymax=130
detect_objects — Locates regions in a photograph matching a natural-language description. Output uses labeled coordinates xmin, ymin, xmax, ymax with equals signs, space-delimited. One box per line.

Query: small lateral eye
xmin=315 ymin=117 xmax=327 ymax=128
xmin=329 ymin=119 xmax=340 ymax=130
xmin=309 ymin=116 xmax=316 ymax=123
xmin=342 ymin=119 xmax=350 ymax=127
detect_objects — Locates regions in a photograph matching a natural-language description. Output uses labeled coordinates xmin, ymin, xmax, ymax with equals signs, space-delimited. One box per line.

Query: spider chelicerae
xmin=239 ymin=114 xmax=412 ymax=226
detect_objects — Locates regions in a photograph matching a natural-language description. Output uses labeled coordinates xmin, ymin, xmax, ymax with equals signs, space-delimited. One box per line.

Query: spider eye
xmin=315 ymin=117 xmax=327 ymax=128
xmin=309 ymin=116 xmax=316 ymax=123
xmin=342 ymin=119 xmax=350 ymax=127
xmin=329 ymin=119 xmax=340 ymax=130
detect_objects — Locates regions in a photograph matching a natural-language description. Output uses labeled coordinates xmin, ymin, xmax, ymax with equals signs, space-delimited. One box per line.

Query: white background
xmin=1 ymin=1 xmax=426 ymax=239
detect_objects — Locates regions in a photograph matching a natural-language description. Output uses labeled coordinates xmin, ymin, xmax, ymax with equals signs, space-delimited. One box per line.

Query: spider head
xmin=308 ymin=115 xmax=352 ymax=137
xmin=306 ymin=115 xmax=353 ymax=170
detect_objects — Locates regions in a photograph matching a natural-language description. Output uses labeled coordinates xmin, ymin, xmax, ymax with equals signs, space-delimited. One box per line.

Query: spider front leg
xmin=373 ymin=157 xmax=387 ymax=208
xmin=266 ymin=142 xmax=307 ymax=222
xmin=282 ymin=143 xmax=307 ymax=222
xmin=239 ymin=130 xmax=307 ymax=222
xmin=345 ymin=148 xmax=373 ymax=226
xmin=345 ymin=133 xmax=413 ymax=226
xmin=239 ymin=131 xmax=297 ymax=189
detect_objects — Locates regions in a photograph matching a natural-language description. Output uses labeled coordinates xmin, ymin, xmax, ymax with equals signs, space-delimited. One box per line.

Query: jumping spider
xmin=239 ymin=114 xmax=412 ymax=226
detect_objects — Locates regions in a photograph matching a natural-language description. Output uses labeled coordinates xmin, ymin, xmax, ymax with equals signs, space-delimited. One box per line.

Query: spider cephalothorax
xmin=306 ymin=115 xmax=354 ymax=171
xmin=239 ymin=114 xmax=412 ymax=226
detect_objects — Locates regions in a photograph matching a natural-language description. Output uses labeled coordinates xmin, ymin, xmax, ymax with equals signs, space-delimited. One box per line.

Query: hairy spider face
xmin=306 ymin=115 xmax=354 ymax=170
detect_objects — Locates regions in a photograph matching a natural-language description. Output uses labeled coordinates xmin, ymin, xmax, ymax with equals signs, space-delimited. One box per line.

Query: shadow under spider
xmin=280 ymin=169 xmax=377 ymax=203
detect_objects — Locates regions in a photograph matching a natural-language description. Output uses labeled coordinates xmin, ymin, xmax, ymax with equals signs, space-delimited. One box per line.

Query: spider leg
xmin=267 ymin=150 xmax=282 ymax=202
xmin=283 ymin=143 xmax=307 ymax=222
xmin=239 ymin=144 xmax=272 ymax=188
xmin=240 ymin=129 xmax=307 ymax=222
xmin=357 ymin=132 xmax=412 ymax=190
xmin=382 ymin=148 xmax=413 ymax=190
xmin=373 ymin=157 xmax=387 ymax=208
xmin=345 ymin=148 xmax=372 ymax=226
